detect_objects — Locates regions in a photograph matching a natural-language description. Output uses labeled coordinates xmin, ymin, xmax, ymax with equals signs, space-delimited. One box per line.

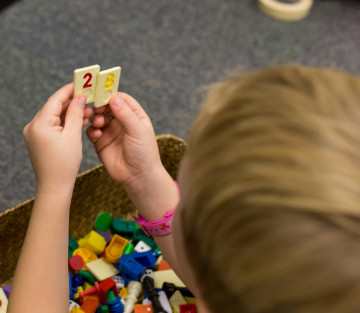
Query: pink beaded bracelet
xmin=134 ymin=181 xmax=178 ymax=237
xmin=134 ymin=209 xmax=175 ymax=237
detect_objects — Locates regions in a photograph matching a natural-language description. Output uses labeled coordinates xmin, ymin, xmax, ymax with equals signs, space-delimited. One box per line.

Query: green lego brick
xmin=68 ymin=236 xmax=79 ymax=259
xmin=123 ymin=242 xmax=135 ymax=255
xmin=78 ymin=269 xmax=97 ymax=285
xmin=110 ymin=217 xmax=137 ymax=236
xmin=94 ymin=212 xmax=112 ymax=231
xmin=100 ymin=305 xmax=109 ymax=313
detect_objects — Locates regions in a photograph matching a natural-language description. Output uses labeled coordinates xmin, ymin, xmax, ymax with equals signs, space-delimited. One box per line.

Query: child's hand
xmin=86 ymin=93 xmax=163 ymax=190
xmin=23 ymin=83 xmax=92 ymax=192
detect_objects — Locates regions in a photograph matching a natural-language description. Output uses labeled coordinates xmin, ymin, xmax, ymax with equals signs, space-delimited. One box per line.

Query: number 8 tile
xmin=94 ymin=66 xmax=121 ymax=108
xmin=73 ymin=64 xmax=100 ymax=104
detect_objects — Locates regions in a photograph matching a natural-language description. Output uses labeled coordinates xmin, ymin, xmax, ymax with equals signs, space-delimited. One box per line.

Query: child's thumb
xmin=64 ymin=95 xmax=86 ymax=138
xmin=109 ymin=95 xmax=145 ymax=137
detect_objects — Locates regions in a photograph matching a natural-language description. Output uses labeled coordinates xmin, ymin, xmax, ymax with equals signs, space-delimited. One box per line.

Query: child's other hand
xmin=86 ymin=93 xmax=163 ymax=190
xmin=23 ymin=83 xmax=92 ymax=192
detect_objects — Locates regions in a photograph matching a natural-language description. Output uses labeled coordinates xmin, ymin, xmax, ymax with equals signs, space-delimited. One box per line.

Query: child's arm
xmin=86 ymin=94 xmax=195 ymax=290
xmin=7 ymin=84 xmax=91 ymax=313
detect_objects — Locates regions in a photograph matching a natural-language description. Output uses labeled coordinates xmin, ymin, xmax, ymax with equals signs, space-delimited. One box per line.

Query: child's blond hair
xmin=181 ymin=64 xmax=360 ymax=313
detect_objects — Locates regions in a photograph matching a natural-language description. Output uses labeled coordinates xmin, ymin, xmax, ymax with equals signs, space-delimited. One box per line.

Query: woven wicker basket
xmin=0 ymin=134 xmax=186 ymax=287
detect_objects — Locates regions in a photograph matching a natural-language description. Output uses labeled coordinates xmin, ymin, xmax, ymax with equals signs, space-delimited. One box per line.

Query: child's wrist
xmin=36 ymin=180 xmax=75 ymax=200
xmin=124 ymin=166 xmax=180 ymax=221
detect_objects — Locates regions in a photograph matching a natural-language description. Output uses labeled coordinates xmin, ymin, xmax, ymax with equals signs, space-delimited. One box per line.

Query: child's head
xmin=176 ymin=64 xmax=360 ymax=313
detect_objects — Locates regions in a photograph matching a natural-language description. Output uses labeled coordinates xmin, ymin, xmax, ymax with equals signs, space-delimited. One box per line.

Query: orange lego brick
xmin=158 ymin=259 xmax=171 ymax=271
xmin=80 ymin=298 xmax=100 ymax=313
xmin=134 ymin=304 xmax=153 ymax=313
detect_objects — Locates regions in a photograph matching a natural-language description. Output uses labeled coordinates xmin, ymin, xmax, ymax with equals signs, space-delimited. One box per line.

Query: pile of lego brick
xmin=66 ymin=212 xmax=197 ymax=313
xmin=0 ymin=213 xmax=196 ymax=313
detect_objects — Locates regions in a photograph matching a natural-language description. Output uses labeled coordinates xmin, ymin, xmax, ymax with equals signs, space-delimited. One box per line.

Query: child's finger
xmin=116 ymin=92 xmax=155 ymax=134
xmin=59 ymin=98 xmax=72 ymax=116
xmin=90 ymin=113 xmax=112 ymax=129
xmin=84 ymin=107 xmax=93 ymax=119
xmin=93 ymin=104 xmax=111 ymax=115
xmin=86 ymin=126 xmax=102 ymax=144
xmin=117 ymin=92 xmax=149 ymax=120
xmin=60 ymin=98 xmax=91 ymax=127
xmin=63 ymin=95 xmax=86 ymax=139
xmin=41 ymin=83 xmax=74 ymax=118
xmin=83 ymin=118 xmax=89 ymax=127
xmin=109 ymin=94 xmax=147 ymax=138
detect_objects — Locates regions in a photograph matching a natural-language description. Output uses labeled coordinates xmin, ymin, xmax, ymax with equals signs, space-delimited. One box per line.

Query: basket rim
xmin=0 ymin=134 xmax=186 ymax=219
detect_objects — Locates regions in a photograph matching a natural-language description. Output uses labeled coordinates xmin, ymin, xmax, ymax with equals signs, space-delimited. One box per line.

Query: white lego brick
xmin=111 ymin=275 xmax=125 ymax=291
xmin=142 ymin=291 xmax=172 ymax=313
xmin=0 ymin=288 xmax=8 ymax=313
xmin=69 ymin=300 xmax=80 ymax=312
xmin=86 ymin=257 xmax=119 ymax=281
xmin=134 ymin=240 xmax=152 ymax=253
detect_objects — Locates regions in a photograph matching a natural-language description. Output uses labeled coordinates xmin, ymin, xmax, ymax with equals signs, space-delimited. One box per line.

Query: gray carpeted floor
xmin=0 ymin=0 xmax=359 ymax=212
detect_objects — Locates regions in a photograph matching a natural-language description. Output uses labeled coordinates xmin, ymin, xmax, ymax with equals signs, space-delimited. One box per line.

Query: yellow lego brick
xmin=70 ymin=306 xmax=86 ymax=313
xmin=155 ymin=255 xmax=163 ymax=269
xmin=169 ymin=290 xmax=187 ymax=313
xmin=104 ymin=234 xmax=128 ymax=263
xmin=74 ymin=286 xmax=84 ymax=300
xmin=84 ymin=282 xmax=94 ymax=291
xmin=153 ymin=269 xmax=185 ymax=289
xmin=78 ymin=230 xmax=107 ymax=255
xmin=184 ymin=297 xmax=197 ymax=305
xmin=72 ymin=248 xmax=98 ymax=271
xmin=119 ymin=287 xmax=128 ymax=299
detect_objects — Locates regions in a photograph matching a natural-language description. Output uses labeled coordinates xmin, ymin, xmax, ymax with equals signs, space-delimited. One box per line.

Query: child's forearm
xmin=123 ymin=167 xmax=198 ymax=292
xmin=7 ymin=184 xmax=73 ymax=313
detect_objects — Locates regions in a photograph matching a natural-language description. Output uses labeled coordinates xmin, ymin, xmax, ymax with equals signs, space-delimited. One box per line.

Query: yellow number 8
xmin=104 ymin=74 xmax=115 ymax=90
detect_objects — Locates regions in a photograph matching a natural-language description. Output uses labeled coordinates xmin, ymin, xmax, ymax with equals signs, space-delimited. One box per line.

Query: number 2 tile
xmin=73 ymin=64 xmax=100 ymax=104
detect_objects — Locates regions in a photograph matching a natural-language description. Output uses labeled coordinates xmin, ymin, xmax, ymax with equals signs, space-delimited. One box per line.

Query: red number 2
xmin=83 ymin=73 xmax=92 ymax=88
